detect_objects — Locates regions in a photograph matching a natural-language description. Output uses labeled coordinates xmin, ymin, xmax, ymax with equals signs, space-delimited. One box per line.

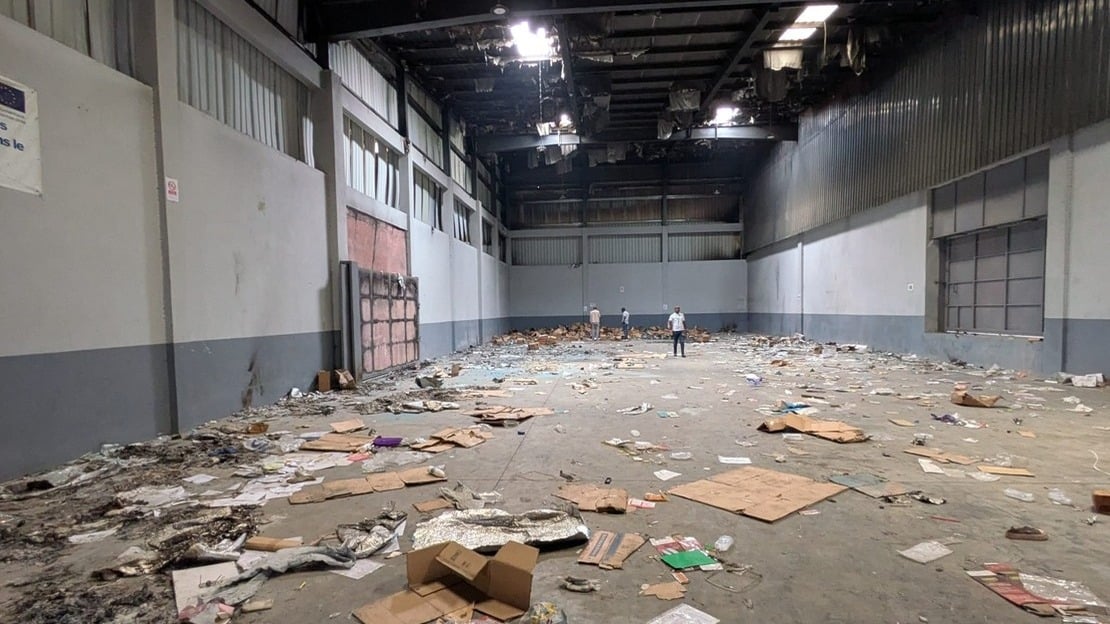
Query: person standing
xmin=589 ymin=305 xmax=601 ymax=340
xmin=621 ymin=307 xmax=631 ymax=339
xmin=668 ymin=306 xmax=686 ymax=357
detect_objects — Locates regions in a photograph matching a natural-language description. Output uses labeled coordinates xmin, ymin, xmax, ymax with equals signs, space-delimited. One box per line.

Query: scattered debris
xmin=951 ymin=391 xmax=1001 ymax=408
xmin=829 ymin=473 xmax=912 ymax=498
xmin=617 ymin=402 xmax=653 ymax=415
xmin=967 ymin=563 xmax=1109 ymax=617
xmin=898 ymin=541 xmax=953 ymax=564
xmin=640 ymin=581 xmax=687 ymax=600
xmin=1003 ymin=488 xmax=1035 ymax=502
xmin=977 ymin=466 xmax=1035 ymax=477
xmin=410 ymin=508 xmax=589 ymax=551
xmin=758 ymin=414 xmax=869 ymax=443
xmin=645 ymin=603 xmax=720 ymax=624
xmin=1069 ymin=373 xmax=1105 ymax=388
xmin=1006 ymin=526 xmax=1048 ymax=541
xmin=654 ymin=470 xmax=682 ymax=481
xmin=556 ymin=484 xmax=628 ymax=513
xmin=562 ymin=576 xmax=602 ymax=593
xmin=669 ymin=467 xmax=846 ymax=522
xmin=465 ymin=405 xmax=554 ymax=424
xmin=578 ymin=531 xmax=645 ymax=569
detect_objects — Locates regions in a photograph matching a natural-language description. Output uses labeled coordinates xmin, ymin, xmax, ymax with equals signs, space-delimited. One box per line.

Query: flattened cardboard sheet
xmin=668 ymin=467 xmax=846 ymax=522
xmin=577 ymin=531 xmax=645 ymax=569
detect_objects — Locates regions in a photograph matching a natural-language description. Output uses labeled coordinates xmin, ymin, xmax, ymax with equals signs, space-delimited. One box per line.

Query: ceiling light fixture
xmin=779 ymin=27 xmax=818 ymax=42
xmin=558 ymin=113 xmax=572 ymax=128
xmin=711 ymin=105 xmax=740 ymax=126
xmin=795 ymin=4 xmax=838 ymax=25
xmin=510 ymin=22 xmax=555 ymax=62
xmin=491 ymin=3 xmax=508 ymax=16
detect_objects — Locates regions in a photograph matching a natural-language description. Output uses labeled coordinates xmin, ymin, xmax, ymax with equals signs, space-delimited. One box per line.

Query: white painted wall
xmin=665 ymin=260 xmax=747 ymax=314
xmin=410 ymin=223 xmax=453 ymax=323
xmin=480 ymin=253 xmax=508 ymax=319
xmin=586 ymin=263 xmax=664 ymax=316
xmin=170 ymin=105 xmax=331 ymax=342
xmin=450 ymin=239 xmax=480 ymax=321
xmin=800 ymin=194 xmax=926 ymax=317
xmin=1059 ymin=119 xmax=1110 ymax=320
xmin=509 ymin=265 xmax=585 ymax=318
xmin=0 ymin=17 xmax=165 ymax=356
xmin=747 ymin=243 xmax=802 ymax=316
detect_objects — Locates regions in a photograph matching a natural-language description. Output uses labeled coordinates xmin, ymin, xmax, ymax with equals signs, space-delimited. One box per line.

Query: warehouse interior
xmin=1 ymin=0 xmax=1110 ymax=622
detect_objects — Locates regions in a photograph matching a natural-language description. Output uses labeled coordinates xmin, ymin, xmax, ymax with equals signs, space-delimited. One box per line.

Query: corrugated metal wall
xmin=177 ymin=0 xmax=311 ymax=162
xmin=589 ymin=234 xmax=663 ymax=263
xmin=330 ymin=41 xmax=399 ymax=127
xmin=747 ymin=0 xmax=1110 ymax=252
xmin=512 ymin=237 xmax=582 ymax=266
xmin=668 ymin=232 xmax=743 ymax=261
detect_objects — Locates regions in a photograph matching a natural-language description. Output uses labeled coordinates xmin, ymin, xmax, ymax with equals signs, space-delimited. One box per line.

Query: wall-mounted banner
xmin=0 ymin=75 xmax=41 ymax=196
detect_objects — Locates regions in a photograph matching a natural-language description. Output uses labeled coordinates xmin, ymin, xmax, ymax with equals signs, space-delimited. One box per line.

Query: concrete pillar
xmin=311 ymin=71 xmax=348 ymax=370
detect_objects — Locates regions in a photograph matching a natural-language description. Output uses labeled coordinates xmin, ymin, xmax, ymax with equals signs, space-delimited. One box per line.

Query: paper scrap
xmin=977 ymin=465 xmax=1036 ymax=477
xmin=183 ymin=474 xmax=218 ymax=485
xmin=646 ymin=603 xmax=720 ymax=624
xmin=898 ymin=540 xmax=953 ymax=564
xmin=717 ymin=456 xmax=752 ymax=465
xmin=918 ymin=458 xmax=946 ymax=474
xmin=640 ymin=581 xmax=687 ymax=600
xmin=331 ymin=558 xmax=384 ymax=580
xmin=654 ymin=470 xmax=682 ymax=481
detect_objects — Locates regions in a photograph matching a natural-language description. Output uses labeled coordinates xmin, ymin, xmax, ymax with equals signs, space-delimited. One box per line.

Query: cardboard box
xmin=317 ymin=370 xmax=333 ymax=392
xmin=353 ymin=541 xmax=539 ymax=624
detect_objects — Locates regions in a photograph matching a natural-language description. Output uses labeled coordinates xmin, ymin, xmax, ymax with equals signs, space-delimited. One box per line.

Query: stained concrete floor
xmin=4 ymin=334 xmax=1110 ymax=623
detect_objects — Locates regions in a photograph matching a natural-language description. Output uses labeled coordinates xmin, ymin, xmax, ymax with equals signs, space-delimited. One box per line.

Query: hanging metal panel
xmin=747 ymin=0 xmax=1110 ymax=252
xmin=511 ymin=237 xmax=582 ymax=266
xmin=589 ymin=234 xmax=662 ymax=264
xmin=330 ymin=41 xmax=399 ymax=126
xmin=668 ymin=232 xmax=742 ymax=262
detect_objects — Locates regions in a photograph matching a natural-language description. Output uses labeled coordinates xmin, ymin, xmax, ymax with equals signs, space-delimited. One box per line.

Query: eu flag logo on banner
xmin=0 ymin=80 xmax=27 ymax=114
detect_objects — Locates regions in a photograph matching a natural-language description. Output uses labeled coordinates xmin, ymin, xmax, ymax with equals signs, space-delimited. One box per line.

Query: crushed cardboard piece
xmin=241 ymin=598 xmax=273 ymax=613
xmin=336 ymin=369 xmax=357 ymax=390
xmin=556 ymin=484 xmax=629 ymax=513
xmin=301 ymin=433 xmax=375 ymax=452
xmin=317 ymin=370 xmax=333 ymax=392
xmin=758 ymin=414 xmax=869 ymax=443
xmin=641 ymin=582 xmax=687 ymax=600
xmin=903 ymin=447 xmax=976 ymax=465
xmin=410 ymin=441 xmax=457 ymax=454
xmin=244 ymin=536 xmax=303 ymax=551
xmin=290 ymin=469 xmax=445 ymax=504
xmin=414 ymin=498 xmax=454 ymax=513
xmin=431 ymin=427 xmax=486 ymax=449
xmin=352 ymin=541 xmax=539 ymax=624
xmin=1094 ymin=489 xmax=1110 ymax=514
xmin=644 ymin=493 xmax=668 ymax=502
xmin=577 ymin=531 xmax=645 ymax=569
xmin=977 ymin=466 xmax=1036 ymax=477
xmin=889 ymin=418 xmax=916 ymax=427
xmin=918 ymin=458 xmax=946 ymax=474
xmin=669 ymin=467 xmax=846 ymax=522
xmin=829 ymin=473 xmax=913 ymax=498
xmin=1018 ymin=430 xmax=1037 ymax=439
xmin=951 ymin=391 xmax=1001 ymax=408
xmin=672 ymin=572 xmax=689 ymax=584
xmin=330 ymin=418 xmax=366 ymax=433
xmin=464 ymin=406 xmax=554 ymax=424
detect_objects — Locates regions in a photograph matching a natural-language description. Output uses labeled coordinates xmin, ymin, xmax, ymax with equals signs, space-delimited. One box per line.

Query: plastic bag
xmin=522 ymin=601 xmax=568 ymax=624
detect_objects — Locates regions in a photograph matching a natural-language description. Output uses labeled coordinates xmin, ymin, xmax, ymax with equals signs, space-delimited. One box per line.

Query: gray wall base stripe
xmin=173 ymin=331 xmax=335 ymax=431
xmin=0 ymin=344 xmax=173 ymax=480
xmin=510 ymin=313 xmax=747 ymax=333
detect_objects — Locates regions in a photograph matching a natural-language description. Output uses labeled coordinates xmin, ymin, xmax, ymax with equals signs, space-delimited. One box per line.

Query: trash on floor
xmin=1006 ymin=526 xmax=1048 ymax=541
xmin=519 ymin=601 xmax=569 ymax=624
xmin=353 ymin=541 xmax=539 ymax=624
xmin=758 ymin=414 xmax=869 ymax=443
xmin=244 ymin=536 xmax=303 ymax=551
xmin=640 ymin=581 xmax=687 ymax=600
xmin=410 ymin=508 xmax=589 ymax=551
xmin=329 ymin=418 xmax=366 ymax=433
xmin=889 ymin=418 xmax=916 ymax=427
xmin=717 ymin=456 xmax=752 ymax=465
xmin=300 ymin=433 xmax=375 ymax=452
xmin=977 ymin=465 xmax=1035 ymax=477
xmin=465 ymin=405 xmax=554 ymax=424
xmin=903 ymin=447 xmax=975 ymax=465
xmin=654 ymin=470 xmax=682 ymax=481
xmin=829 ymin=473 xmax=912 ymax=498
xmin=950 ymin=391 xmax=1002 ymax=408
xmin=578 ymin=530 xmax=645 ymax=569
xmin=668 ymin=467 xmax=846 ymax=522
xmin=967 ymin=563 xmax=1109 ymax=617
xmin=556 ymin=484 xmax=629 ymax=513
xmin=898 ymin=541 xmax=953 ymax=564
xmin=332 ymin=510 xmax=407 ymax=557
xmin=1069 ymin=373 xmax=1106 ymax=388
xmin=617 ymin=402 xmax=654 ymax=415
xmin=289 ymin=466 xmax=446 ymax=504
xmin=645 ymin=603 xmax=721 ymax=624
xmin=560 ymin=576 xmax=601 ymax=593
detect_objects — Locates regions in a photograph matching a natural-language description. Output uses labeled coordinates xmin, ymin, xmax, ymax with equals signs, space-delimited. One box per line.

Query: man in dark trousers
xmin=668 ymin=306 xmax=686 ymax=357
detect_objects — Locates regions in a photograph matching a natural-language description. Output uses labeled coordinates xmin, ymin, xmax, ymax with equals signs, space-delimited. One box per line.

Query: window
xmin=406 ymin=81 xmax=444 ymax=169
xmin=481 ymin=220 xmax=493 ymax=255
xmin=343 ymin=115 xmax=400 ymax=207
xmin=499 ymin=234 xmax=507 ymax=262
xmin=413 ymin=170 xmax=443 ymax=230
xmin=932 ymin=152 xmax=1048 ymax=336
xmin=943 ymin=221 xmax=1046 ymax=335
xmin=454 ymin=202 xmax=473 ymax=243
xmin=330 ymin=42 xmax=399 ymax=127
xmin=176 ymin=0 xmax=311 ymax=162
xmin=2 ymin=0 xmax=134 ymax=76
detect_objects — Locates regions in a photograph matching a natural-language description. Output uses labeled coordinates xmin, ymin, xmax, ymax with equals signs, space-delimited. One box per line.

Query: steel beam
xmin=475 ymin=123 xmax=796 ymax=152
xmin=309 ymin=0 xmax=785 ymax=41
xmin=702 ymin=10 xmax=776 ymax=110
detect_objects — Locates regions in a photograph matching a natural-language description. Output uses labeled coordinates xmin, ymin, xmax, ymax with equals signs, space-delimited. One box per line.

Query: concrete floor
xmin=4 ymin=334 xmax=1110 ymax=623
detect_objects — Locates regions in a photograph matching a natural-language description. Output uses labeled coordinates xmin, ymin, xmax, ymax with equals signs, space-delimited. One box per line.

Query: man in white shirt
xmin=668 ymin=306 xmax=686 ymax=357
xmin=589 ymin=305 xmax=601 ymax=340
xmin=621 ymin=307 xmax=630 ymax=339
